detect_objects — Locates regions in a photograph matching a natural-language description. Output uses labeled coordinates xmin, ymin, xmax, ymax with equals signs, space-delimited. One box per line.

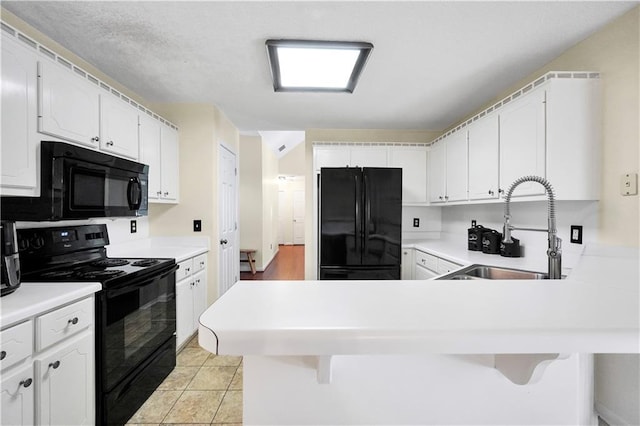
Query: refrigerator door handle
xmin=354 ymin=173 xmax=361 ymax=256
xmin=363 ymin=172 xmax=370 ymax=256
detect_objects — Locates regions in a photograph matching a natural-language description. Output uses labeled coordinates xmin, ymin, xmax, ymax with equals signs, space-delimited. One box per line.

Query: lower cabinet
xmin=413 ymin=249 xmax=463 ymax=280
xmin=0 ymin=295 xmax=95 ymax=426
xmin=176 ymin=253 xmax=208 ymax=348
xmin=401 ymin=248 xmax=414 ymax=280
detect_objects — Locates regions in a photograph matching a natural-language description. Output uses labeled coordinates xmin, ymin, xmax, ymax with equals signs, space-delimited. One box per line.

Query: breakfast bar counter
xmin=198 ymin=246 xmax=639 ymax=425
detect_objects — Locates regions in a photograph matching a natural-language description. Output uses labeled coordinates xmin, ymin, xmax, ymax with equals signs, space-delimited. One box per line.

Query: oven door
xmin=97 ymin=264 xmax=178 ymax=392
xmin=54 ymin=157 xmax=148 ymax=219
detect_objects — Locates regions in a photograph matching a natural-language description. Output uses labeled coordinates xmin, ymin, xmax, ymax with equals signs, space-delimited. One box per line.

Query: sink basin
xmin=435 ymin=264 xmax=554 ymax=280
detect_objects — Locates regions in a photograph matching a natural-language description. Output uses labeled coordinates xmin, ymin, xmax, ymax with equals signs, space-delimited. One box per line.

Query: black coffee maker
xmin=1 ymin=221 xmax=21 ymax=296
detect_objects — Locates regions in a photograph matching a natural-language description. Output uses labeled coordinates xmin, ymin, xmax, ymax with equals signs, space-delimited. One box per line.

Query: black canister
xmin=467 ymin=225 xmax=486 ymax=251
xmin=501 ymin=237 xmax=521 ymax=257
xmin=481 ymin=230 xmax=502 ymax=254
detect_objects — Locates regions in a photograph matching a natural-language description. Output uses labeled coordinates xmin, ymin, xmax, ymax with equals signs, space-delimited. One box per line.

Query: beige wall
xmin=239 ymin=135 xmax=264 ymax=268
xmin=149 ymin=103 xmax=239 ymax=304
xmin=454 ymin=7 xmax=640 ymax=246
xmin=279 ymin=142 xmax=306 ymax=176
xmin=303 ymin=129 xmax=440 ymax=279
xmin=262 ymin=143 xmax=280 ymax=266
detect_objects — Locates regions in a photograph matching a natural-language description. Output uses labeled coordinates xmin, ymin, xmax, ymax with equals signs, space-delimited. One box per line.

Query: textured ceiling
xmin=3 ymin=1 xmax=637 ymax=132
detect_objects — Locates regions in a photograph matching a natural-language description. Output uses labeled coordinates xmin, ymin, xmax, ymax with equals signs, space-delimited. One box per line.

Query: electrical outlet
xmin=471 ymin=219 xmax=477 ymax=227
xmin=193 ymin=220 xmax=202 ymax=232
xmin=130 ymin=220 xmax=137 ymax=233
xmin=570 ymin=225 xmax=583 ymax=244
xmin=413 ymin=218 xmax=420 ymax=227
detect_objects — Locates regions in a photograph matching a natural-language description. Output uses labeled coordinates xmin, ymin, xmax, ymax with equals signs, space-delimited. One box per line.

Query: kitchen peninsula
xmin=199 ymin=245 xmax=639 ymax=425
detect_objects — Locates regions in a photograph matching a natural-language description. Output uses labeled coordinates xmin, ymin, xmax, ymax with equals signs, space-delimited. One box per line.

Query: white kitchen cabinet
xmin=38 ymin=59 xmax=100 ymax=149
xmin=445 ymin=131 xmax=468 ymax=202
xmin=401 ymin=248 xmax=414 ymax=280
xmin=176 ymin=253 xmax=208 ymax=348
xmin=1 ymin=34 xmax=39 ymax=197
xmin=468 ymin=114 xmax=500 ymax=200
xmin=499 ymin=87 xmax=547 ymax=197
xmin=140 ymin=114 xmax=180 ymax=203
xmin=36 ymin=333 xmax=94 ymax=425
xmin=0 ymin=295 xmax=95 ymax=426
xmin=389 ymin=147 xmax=428 ymax=204
xmin=414 ymin=264 xmax=438 ymax=280
xmin=0 ymin=363 xmax=34 ymax=426
xmin=413 ymin=249 xmax=463 ymax=279
xmin=99 ymin=92 xmax=139 ymax=160
xmin=428 ymin=140 xmax=446 ymax=203
xmin=350 ymin=147 xmax=388 ymax=168
xmin=314 ymin=147 xmax=351 ymax=169
xmin=314 ymin=145 xmax=388 ymax=170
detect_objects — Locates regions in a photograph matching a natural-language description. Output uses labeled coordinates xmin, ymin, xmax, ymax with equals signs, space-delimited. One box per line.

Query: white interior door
xmin=293 ymin=189 xmax=305 ymax=245
xmin=218 ymin=144 xmax=238 ymax=296
xmin=278 ymin=190 xmax=288 ymax=245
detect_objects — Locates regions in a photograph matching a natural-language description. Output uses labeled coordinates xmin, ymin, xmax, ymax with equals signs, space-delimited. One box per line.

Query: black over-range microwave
xmin=1 ymin=141 xmax=148 ymax=221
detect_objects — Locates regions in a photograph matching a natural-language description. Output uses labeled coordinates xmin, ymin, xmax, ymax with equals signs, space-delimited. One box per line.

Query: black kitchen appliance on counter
xmin=1 ymin=221 xmax=21 ymax=296
xmin=1 ymin=141 xmax=148 ymax=221
xmin=18 ymin=224 xmax=178 ymax=425
xmin=467 ymin=224 xmax=488 ymax=251
xmin=481 ymin=229 xmax=502 ymax=255
xmin=319 ymin=167 xmax=402 ymax=280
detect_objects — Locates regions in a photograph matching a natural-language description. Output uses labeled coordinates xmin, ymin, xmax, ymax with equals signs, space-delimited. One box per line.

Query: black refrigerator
xmin=319 ymin=167 xmax=402 ymax=280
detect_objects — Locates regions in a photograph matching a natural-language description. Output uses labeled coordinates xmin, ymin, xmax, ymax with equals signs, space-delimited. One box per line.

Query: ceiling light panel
xmin=266 ymin=40 xmax=373 ymax=93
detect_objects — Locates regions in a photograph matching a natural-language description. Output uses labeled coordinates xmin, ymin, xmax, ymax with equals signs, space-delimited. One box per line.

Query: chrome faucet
xmin=502 ymin=176 xmax=562 ymax=279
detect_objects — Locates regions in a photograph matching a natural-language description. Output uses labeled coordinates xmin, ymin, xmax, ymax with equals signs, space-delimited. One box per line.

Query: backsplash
xmin=402 ymin=206 xmax=442 ymax=240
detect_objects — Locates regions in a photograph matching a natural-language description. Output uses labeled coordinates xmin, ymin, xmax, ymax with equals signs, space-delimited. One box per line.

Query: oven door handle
xmin=106 ymin=264 xmax=179 ymax=298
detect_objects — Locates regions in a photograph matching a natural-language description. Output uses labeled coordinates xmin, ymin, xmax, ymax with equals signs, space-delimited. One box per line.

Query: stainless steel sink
xmin=435 ymin=264 xmax=555 ymax=280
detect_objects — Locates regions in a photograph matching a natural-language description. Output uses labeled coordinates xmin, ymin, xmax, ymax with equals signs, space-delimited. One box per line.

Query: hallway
xmin=240 ymin=244 xmax=304 ymax=281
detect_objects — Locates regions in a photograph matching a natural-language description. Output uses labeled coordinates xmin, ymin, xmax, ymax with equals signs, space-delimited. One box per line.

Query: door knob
xmin=220 ymin=239 xmax=228 ymax=245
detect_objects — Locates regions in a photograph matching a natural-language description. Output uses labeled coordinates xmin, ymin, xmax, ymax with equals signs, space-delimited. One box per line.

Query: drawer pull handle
xmin=49 ymin=361 xmax=60 ymax=369
xmin=106 ymin=140 xmax=114 ymax=146
xmin=91 ymin=136 xmax=100 ymax=142
xmin=20 ymin=378 xmax=33 ymax=388
xmin=0 ymin=350 xmax=6 ymax=360
xmin=68 ymin=317 xmax=79 ymax=325
xmin=200 ymin=261 xmax=205 ymax=266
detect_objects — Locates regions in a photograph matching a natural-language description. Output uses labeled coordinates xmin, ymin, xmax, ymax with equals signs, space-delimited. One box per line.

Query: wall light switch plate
xmin=413 ymin=218 xmax=420 ymax=227
xmin=621 ymin=173 xmax=638 ymax=196
xmin=193 ymin=220 xmax=202 ymax=232
xmin=570 ymin=225 xmax=583 ymax=244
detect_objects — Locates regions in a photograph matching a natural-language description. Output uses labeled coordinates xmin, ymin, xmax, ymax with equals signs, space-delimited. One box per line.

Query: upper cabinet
xmin=139 ymin=114 xmax=179 ymax=203
xmin=99 ymin=93 xmax=139 ymax=160
xmin=313 ymin=144 xmax=429 ymax=205
xmin=38 ymin=60 xmax=100 ymax=149
xmin=430 ymin=72 xmax=601 ymax=205
xmin=1 ymin=33 xmax=39 ymax=197
xmin=0 ymin=23 xmax=179 ymax=200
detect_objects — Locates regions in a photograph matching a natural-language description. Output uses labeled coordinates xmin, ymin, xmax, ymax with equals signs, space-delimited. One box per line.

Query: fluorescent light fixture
xmin=266 ymin=39 xmax=373 ymax=93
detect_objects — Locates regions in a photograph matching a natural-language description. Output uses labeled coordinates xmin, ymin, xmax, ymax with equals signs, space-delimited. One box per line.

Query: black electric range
xmin=18 ymin=224 xmax=178 ymax=426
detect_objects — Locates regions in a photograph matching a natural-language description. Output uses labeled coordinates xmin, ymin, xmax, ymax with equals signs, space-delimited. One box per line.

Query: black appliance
xmin=1 ymin=221 xmax=21 ymax=296
xmin=18 ymin=224 xmax=177 ymax=426
xmin=481 ymin=229 xmax=502 ymax=254
xmin=467 ymin=224 xmax=487 ymax=251
xmin=319 ymin=167 xmax=402 ymax=280
xmin=1 ymin=141 xmax=148 ymax=221
xmin=501 ymin=237 xmax=521 ymax=257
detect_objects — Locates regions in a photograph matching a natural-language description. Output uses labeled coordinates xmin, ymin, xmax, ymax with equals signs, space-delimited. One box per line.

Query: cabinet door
xmin=428 ymin=140 xmax=446 ymax=203
xmin=160 ymin=125 xmax=179 ymax=201
xmin=389 ymin=147 xmax=427 ymax=203
xmin=414 ymin=264 xmax=438 ymax=280
xmin=99 ymin=93 xmax=139 ymax=160
xmin=192 ymin=270 xmax=208 ymax=331
xmin=0 ymin=363 xmax=34 ymax=426
xmin=445 ymin=131 xmax=468 ymax=202
xmin=350 ymin=147 xmax=387 ymax=168
xmin=499 ymin=89 xmax=546 ymax=196
xmin=468 ymin=115 xmax=500 ymax=200
xmin=36 ymin=332 xmax=94 ymax=425
xmin=38 ymin=60 xmax=100 ymax=148
xmin=1 ymin=35 xmax=39 ymax=196
xmin=314 ymin=147 xmax=350 ymax=170
xmin=139 ymin=114 xmax=162 ymax=200
xmin=401 ymin=248 xmax=414 ymax=280
xmin=176 ymin=277 xmax=194 ymax=348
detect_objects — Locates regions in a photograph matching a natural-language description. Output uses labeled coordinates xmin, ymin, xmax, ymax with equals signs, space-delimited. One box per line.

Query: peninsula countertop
xmin=199 ymin=244 xmax=639 ymax=356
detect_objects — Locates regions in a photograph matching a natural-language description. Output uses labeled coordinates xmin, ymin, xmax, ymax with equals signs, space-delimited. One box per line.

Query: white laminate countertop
xmin=107 ymin=237 xmax=209 ymax=263
xmin=199 ymin=244 xmax=639 ymax=356
xmin=0 ymin=282 xmax=102 ymax=329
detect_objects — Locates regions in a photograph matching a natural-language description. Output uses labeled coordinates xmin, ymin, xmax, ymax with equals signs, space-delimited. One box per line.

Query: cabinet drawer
xmin=415 ymin=250 xmax=438 ymax=272
xmin=36 ymin=297 xmax=93 ymax=351
xmin=177 ymin=259 xmax=194 ymax=280
xmin=437 ymin=258 xmax=462 ymax=275
xmin=0 ymin=320 xmax=33 ymax=371
xmin=193 ymin=254 xmax=207 ymax=273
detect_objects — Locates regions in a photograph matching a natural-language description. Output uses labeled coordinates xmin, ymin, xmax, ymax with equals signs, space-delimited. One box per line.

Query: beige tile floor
xmin=126 ymin=334 xmax=243 ymax=425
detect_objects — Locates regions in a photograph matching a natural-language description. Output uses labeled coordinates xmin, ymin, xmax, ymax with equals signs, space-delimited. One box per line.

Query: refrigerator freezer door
xmin=362 ymin=168 xmax=402 ymax=266
xmin=319 ymin=266 xmax=400 ymax=280
xmin=320 ymin=168 xmax=362 ymax=267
